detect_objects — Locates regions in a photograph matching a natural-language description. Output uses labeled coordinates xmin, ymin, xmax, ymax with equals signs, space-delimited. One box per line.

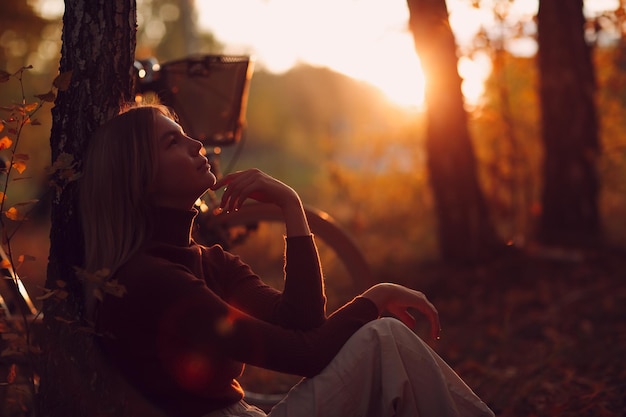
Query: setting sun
xmin=195 ymin=0 xmax=499 ymax=110
xmin=196 ymin=0 xmax=430 ymax=109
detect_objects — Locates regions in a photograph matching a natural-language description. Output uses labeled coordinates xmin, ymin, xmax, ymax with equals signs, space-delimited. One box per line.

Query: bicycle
xmin=133 ymin=54 xmax=375 ymax=409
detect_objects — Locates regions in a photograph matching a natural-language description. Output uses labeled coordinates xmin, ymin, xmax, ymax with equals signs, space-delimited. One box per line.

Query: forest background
xmin=0 ymin=0 xmax=625 ymax=416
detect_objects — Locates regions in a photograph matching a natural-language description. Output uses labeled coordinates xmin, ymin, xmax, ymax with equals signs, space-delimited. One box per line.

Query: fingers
xmin=217 ymin=171 xmax=258 ymax=212
xmin=383 ymin=285 xmax=441 ymax=341
xmin=211 ymin=169 xmax=298 ymax=212
xmin=212 ymin=169 xmax=264 ymax=211
xmin=411 ymin=295 xmax=441 ymax=340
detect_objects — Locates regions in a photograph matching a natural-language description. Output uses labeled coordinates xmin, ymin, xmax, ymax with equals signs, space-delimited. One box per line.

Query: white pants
xmin=206 ymin=318 xmax=494 ymax=417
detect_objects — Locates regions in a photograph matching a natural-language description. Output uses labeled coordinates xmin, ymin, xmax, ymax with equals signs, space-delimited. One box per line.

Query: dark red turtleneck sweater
xmin=97 ymin=206 xmax=378 ymax=417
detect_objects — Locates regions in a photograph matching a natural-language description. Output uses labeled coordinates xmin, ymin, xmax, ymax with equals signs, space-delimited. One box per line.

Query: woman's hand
xmin=211 ymin=169 xmax=311 ymax=237
xmin=211 ymin=168 xmax=299 ymax=211
xmin=361 ymin=283 xmax=441 ymax=340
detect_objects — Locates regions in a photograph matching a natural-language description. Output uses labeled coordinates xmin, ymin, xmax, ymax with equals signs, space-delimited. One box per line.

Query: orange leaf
xmin=4 ymin=207 xmax=24 ymax=221
xmin=18 ymin=254 xmax=36 ymax=263
xmin=0 ymin=136 xmax=12 ymax=150
xmin=0 ymin=258 xmax=11 ymax=269
xmin=0 ymin=192 xmax=5 ymax=203
xmin=22 ymin=102 xmax=38 ymax=112
xmin=12 ymin=161 xmax=26 ymax=174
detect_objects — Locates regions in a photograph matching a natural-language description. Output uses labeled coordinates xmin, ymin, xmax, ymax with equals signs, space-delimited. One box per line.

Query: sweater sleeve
xmin=204 ymin=235 xmax=326 ymax=329
xmin=115 ymin=257 xmax=379 ymax=378
xmin=167 ymin=273 xmax=379 ymax=378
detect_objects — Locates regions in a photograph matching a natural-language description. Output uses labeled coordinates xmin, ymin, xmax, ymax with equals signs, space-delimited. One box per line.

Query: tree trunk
xmin=39 ymin=1 xmax=136 ymax=415
xmin=537 ymin=0 xmax=601 ymax=246
xmin=406 ymin=0 xmax=501 ymax=263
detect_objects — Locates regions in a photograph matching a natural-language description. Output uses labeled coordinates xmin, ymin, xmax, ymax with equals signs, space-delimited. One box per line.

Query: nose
xmin=190 ymin=137 xmax=203 ymax=154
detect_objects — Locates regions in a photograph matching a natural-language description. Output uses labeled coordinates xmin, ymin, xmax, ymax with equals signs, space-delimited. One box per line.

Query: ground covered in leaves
xmin=419 ymin=246 xmax=626 ymax=417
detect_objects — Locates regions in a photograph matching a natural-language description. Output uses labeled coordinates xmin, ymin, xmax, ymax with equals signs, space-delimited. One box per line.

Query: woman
xmin=80 ymin=103 xmax=494 ymax=417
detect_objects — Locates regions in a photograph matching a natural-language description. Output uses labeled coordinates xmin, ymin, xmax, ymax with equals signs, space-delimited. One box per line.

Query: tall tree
xmin=406 ymin=0 xmax=502 ymax=262
xmin=39 ymin=0 xmax=137 ymax=415
xmin=537 ymin=0 xmax=601 ymax=246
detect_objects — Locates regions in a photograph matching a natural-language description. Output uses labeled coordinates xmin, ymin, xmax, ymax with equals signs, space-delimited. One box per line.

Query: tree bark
xmin=537 ymin=0 xmax=601 ymax=246
xmin=406 ymin=0 xmax=501 ymax=262
xmin=39 ymin=1 xmax=136 ymax=415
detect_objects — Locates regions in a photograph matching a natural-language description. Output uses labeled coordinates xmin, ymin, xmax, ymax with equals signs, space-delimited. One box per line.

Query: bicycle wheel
xmin=192 ymin=202 xmax=374 ymax=410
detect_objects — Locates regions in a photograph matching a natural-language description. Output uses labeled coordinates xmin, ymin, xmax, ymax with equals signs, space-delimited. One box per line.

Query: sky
xmin=196 ymin=0 xmax=496 ymax=108
xmin=195 ymin=0 xmax=617 ymax=108
xmin=30 ymin=0 xmax=619 ymax=108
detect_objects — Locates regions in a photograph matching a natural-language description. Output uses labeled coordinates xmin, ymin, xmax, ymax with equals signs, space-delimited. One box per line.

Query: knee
xmin=361 ymin=317 xmax=432 ymax=350
xmin=365 ymin=317 xmax=410 ymax=334
xmin=359 ymin=317 xmax=415 ymax=343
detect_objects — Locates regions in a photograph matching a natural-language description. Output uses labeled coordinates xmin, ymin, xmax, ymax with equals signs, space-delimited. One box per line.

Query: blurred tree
xmin=472 ymin=1 xmax=538 ymax=246
xmin=406 ymin=0 xmax=502 ymax=262
xmin=135 ymin=0 xmax=222 ymax=61
xmin=39 ymin=1 xmax=139 ymax=416
xmin=537 ymin=0 xmax=601 ymax=245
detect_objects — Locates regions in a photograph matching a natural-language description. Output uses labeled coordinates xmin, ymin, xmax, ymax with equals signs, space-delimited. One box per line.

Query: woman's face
xmin=151 ymin=113 xmax=217 ymax=209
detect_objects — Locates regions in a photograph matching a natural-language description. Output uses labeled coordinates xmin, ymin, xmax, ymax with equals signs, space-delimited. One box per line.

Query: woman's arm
xmin=210 ymin=169 xmax=325 ymax=328
xmin=207 ymin=237 xmax=326 ymax=329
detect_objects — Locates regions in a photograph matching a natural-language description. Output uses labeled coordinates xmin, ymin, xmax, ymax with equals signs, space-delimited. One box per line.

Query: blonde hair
xmin=80 ymin=103 xmax=177 ymax=278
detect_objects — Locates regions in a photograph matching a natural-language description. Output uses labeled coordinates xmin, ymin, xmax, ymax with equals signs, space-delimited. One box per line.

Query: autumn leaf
xmin=12 ymin=161 xmax=26 ymax=174
xmin=18 ymin=254 xmax=36 ymax=263
xmin=4 ymin=207 xmax=25 ymax=221
xmin=0 ymin=258 xmax=11 ymax=269
xmin=34 ymin=90 xmax=55 ymax=103
xmin=0 ymin=136 xmax=12 ymax=150
xmin=47 ymin=152 xmax=76 ymax=176
xmin=74 ymin=267 xmax=111 ymax=285
xmin=13 ymin=254 xmax=36 ymax=271
xmin=0 ymin=192 xmax=4 ymax=204
xmin=6 ymin=364 xmax=16 ymax=384
xmin=21 ymin=102 xmax=38 ymax=113
xmin=102 ymin=279 xmax=127 ymax=298
xmin=30 ymin=118 xmax=42 ymax=125
xmin=14 ymin=153 xmax=28 ymax=161
xmin=53 ymin=71 xmax=72 ymax=91
xmin=36 ymin=289 xmax=57 ymax=301
xmin=0 ymin=70 xmax=9 ymax=83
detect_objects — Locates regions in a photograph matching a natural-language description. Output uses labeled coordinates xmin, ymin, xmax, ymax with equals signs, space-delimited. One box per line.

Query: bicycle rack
xmin=135 ymin=54 xmax=254 ymax=146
